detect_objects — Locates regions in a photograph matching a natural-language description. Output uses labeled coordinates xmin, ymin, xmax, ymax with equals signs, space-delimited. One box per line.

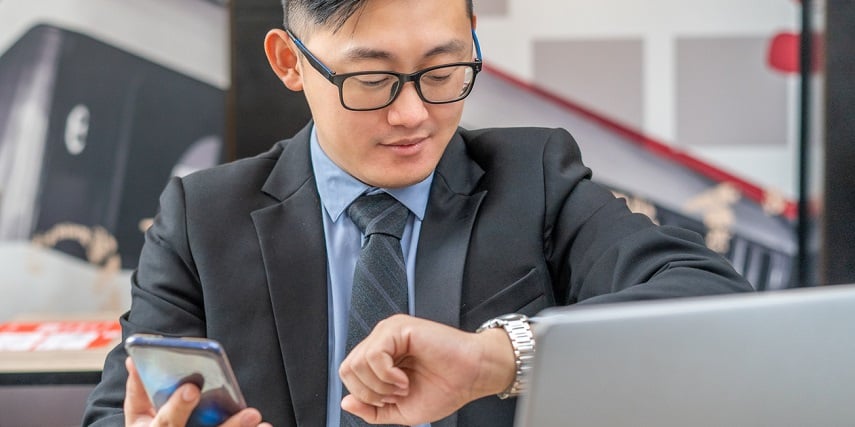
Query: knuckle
xmin=353 ymin=388 xmax=380 ymax=406
xmin=365 ymin=348 xmax=385 ymax=364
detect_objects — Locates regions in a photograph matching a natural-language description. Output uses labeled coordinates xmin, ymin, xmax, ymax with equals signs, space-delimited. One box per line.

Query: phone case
xmin=124 ymin=334 xmax=247 ymax=427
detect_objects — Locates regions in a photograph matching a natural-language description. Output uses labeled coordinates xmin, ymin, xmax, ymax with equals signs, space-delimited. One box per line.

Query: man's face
xmin=294 ymin=0 xmax=474 ymax=188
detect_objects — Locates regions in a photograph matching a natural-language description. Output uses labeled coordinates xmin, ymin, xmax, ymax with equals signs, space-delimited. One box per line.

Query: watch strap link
xmin=477 ymin=313 xmax=535 ymax=399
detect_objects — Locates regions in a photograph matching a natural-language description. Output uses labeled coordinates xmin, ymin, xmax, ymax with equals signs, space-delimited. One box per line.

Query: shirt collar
xmin=310 ymin=126 xmax=433 ymax=222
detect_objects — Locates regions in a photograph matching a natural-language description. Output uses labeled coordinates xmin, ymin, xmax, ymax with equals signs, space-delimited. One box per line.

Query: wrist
xmin=475 ymin=314 xmax=535 ymax=399
xmin=472 ymin=327 xmax=517 ymax=397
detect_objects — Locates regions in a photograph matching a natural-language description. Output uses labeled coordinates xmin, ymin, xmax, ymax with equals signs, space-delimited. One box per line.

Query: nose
xmin=386 ymin=82 xmax=428 ymax=127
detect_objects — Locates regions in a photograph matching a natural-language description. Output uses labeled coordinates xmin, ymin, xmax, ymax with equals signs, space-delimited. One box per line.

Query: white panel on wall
xmin=676 ymin=36 xmax=789 ymax=147
xmin=534 ymin=38 xmax=644 ymax=129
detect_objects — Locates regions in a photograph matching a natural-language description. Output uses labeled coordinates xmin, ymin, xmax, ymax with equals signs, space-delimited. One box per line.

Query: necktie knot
xmin=347 ymin=193 xmax=409 ymax=240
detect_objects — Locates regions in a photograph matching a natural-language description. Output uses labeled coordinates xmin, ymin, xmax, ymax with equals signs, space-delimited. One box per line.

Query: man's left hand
xmin=339 ymin=314 xmax=515 ymax=425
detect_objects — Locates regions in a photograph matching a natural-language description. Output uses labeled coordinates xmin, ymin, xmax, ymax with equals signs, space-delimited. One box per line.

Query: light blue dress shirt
xmin=309 ymin=127 xmax=433 ymax=427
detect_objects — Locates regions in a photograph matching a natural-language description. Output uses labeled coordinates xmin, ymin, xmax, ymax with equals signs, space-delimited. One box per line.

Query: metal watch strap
xmin=476 ymin=313 xmax=535 ymax=399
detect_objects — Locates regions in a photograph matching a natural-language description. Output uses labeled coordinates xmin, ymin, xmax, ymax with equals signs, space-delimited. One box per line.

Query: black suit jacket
xmin=84 ymin=125 xmax=751 ymax=426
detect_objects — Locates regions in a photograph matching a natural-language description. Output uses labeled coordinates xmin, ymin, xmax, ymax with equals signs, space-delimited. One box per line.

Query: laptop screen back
xmin=514 ymin=285 xmax=855 ymax=427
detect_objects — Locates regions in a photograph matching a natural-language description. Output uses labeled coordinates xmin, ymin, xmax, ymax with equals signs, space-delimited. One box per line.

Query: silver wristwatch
xmin=476 ymin=313 xmax=535 ymax=399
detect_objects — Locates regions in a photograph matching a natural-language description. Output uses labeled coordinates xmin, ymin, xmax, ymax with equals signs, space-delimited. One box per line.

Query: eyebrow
xmin=342 ymin=39 xmax=469 ymax=62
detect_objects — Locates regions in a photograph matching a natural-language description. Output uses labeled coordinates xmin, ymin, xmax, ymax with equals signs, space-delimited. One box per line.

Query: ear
xmin=471 ymin=14 xmax=477 ymax=30
xmin=264 ymin=29 xmax=304 ymax=92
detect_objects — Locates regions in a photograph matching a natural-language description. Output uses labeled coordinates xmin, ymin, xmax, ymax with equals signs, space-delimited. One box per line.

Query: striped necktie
xmin=342 ymin=193 xmax=409 ymax=427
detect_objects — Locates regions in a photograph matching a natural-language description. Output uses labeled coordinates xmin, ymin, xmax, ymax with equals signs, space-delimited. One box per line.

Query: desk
xmin=0 ymin=314 xmax=119 ymax=426
xmin=0 ymin=313 xmax=120 ymax=385
xmin=0 ymin=242 xmax=129 ymax=381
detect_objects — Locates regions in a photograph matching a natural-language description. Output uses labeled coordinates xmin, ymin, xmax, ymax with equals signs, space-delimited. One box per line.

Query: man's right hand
xmin=124 ymin=358 xmax=271 ymax=427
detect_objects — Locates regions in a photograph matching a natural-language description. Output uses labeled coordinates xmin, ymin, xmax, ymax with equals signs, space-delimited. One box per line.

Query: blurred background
xmin=0 ymin=0 xmax=852 ymax=425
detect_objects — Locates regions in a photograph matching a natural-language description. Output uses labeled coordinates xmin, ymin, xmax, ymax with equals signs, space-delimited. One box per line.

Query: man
xmin=83 ymin=0 xmax=752 ymax=425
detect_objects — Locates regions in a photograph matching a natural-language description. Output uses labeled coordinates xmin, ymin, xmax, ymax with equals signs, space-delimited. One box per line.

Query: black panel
xmin=228 ymin=0 xmax=312 ymax=160
xmin=822 ymin=2 xmax=855 ymax=284
xmin=0 ymin=25 xmax=225 ymax=268
xmin=0 ymin=371 xmax=100 ymax=385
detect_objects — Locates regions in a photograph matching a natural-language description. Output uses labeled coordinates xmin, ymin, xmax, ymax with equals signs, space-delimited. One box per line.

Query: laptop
xmin=514 ymin=285 xmax=855 ymax=427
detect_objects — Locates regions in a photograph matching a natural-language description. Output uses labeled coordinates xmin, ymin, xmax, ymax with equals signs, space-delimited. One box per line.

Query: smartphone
xmin=124 ymin=334 xmax=247 ymax=427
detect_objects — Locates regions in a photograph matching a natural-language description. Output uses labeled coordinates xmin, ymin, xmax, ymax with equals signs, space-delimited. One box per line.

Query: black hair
xmin=283 ymin=0 xmax=474 ymax=34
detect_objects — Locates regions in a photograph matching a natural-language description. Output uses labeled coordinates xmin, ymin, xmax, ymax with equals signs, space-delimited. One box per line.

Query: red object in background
xmin=768 ymin=33 xmax=800 ymax=73
xmin=0 ymin=320 xmax=121 ymax=351
xmin=483 ymin=64 xmax=799 ymax=220
xmin=767 ymin=31 xmax=825 ymax=74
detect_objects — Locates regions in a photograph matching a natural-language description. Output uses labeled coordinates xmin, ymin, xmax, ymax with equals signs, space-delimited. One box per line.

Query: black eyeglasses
xmin=286 ymin=28 xmax=483 ymax=111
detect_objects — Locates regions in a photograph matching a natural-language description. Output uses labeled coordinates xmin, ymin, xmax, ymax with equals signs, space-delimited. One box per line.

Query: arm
xmin=538 ymin=129 xmax=753 ymax=304
xmin=84 ymin=178 xmax=205 ymax=425
xmin=83 ymin=178 xmax=267 ymax=427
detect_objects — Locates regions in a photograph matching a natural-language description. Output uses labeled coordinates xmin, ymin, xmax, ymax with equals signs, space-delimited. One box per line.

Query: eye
xmin=424 ymin=73 xmax=452 ymax=83
xmin=354 ymin=75 xmax=394 ymax=88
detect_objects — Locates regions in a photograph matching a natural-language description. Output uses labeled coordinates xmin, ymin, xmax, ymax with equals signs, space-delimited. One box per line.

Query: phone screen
xmin=125 ymin=335 xmax=247 ymax=427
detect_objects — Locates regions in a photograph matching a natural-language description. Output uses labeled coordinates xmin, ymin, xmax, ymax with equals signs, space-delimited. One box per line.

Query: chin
xmin=370 ymin=171 xmax=431 ymax=189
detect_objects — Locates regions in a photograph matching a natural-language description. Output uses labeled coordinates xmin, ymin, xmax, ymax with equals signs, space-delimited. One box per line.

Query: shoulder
xmin=153 ymin=141 xmax=290 ymax=218
xmin=459 ymin=126 xmax=574 ymax=145
xmin=458 ymin=127 xmax=581 ymax=159
xmin=454 ymin=126 xmax=585 ymax=172
xmin=181 ymin=142 xmax=283 ymax=189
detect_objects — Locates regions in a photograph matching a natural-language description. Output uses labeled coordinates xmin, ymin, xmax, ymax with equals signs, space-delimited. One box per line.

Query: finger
xmin=124 ymin=358 xmax=156 ymax=421
xmin=220 ymin=407 xmax=263 ymax=427
xmin=364 ymin=348 xmax=409 ymax=393
xmin=340 ymin=334 xmax=410 ymax=401
xmin=348 ymin=350 xmax=407 ymax=402
xmin=339 ymin=364 xmax=387 ymax=407
xmin=152 ymin=382 xmax=200 ymax=426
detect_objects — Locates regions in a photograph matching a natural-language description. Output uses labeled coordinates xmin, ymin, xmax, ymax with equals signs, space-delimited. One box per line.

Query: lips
xmin=379 ymin=137 xmax=429 ymax=157
xmin=383 ymin=136 xmax=427 ymax=147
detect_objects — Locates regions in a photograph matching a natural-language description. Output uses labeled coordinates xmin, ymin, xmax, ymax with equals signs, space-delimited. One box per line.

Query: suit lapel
xmin=416 ymin=131 xmax=485 ymax=327
xmin=251 ymin=125 xmax=330 ymax=426
xmin=415 ymin=132 xmax=485 ymax=427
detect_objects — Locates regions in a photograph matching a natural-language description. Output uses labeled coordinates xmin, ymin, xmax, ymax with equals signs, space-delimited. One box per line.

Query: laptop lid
xmin=514 ymin=285 xmax=855 ymax=427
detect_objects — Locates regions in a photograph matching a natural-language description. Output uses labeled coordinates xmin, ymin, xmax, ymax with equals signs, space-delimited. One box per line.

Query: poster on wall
xmin=0 ymin=0 xmax=227 ymax=324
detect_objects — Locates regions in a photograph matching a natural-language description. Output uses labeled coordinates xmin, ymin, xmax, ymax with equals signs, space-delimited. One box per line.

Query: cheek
xmin=333 ymin=116 xmax=376 ymax=148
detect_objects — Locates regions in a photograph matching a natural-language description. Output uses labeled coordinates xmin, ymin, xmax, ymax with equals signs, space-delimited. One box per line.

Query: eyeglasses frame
xmin=285 ymin=28 xmax=483 ymax=111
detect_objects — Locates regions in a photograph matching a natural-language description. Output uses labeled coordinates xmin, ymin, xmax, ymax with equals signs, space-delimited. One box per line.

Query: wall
xmin=474 ymin=0 xmax=803 ymax=199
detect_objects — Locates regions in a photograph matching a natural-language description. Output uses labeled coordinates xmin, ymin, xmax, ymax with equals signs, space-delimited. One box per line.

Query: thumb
xmin=154 ymin=382 xmax=201 ymax=426
xmin=342 ymin=394 xmax=406 ymax=426
xmin=341 ymin=394 xmax=379 ymax=423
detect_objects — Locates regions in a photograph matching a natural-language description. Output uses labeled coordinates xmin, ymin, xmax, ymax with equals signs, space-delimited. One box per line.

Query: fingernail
xmin=393 ymin=388 xmax=409 ymax=397
xmin=181 ymin=385 xmax=198 ymax=402
xmin=381 ymin=396 xmax=398 ymax=404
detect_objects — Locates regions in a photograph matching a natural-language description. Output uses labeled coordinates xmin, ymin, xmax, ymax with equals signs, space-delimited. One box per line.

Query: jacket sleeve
xmin=540 ymin=128 xmax=753 ymax=306
xmin=82 ymin=177 xmax=207 ymax=426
